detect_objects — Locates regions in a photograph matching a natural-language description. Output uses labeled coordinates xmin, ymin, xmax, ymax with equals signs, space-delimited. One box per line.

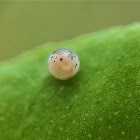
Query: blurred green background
xmin=0 ymin=1 xmax=140 ymax=62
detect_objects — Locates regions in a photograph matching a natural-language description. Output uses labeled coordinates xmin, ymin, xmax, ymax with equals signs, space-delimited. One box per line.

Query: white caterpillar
xmin=48 ymin=48 xmax=80 ymax=80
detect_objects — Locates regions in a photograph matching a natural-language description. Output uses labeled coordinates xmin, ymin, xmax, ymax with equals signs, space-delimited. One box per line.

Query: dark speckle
xmin=60 ymin=58 xmax=63 ymax=61
xmin=54 ymin=61 xmax=55 ymax=62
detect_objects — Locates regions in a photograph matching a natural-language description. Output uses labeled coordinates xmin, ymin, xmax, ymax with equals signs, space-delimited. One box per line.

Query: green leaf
xmin=0 ymin=23 xmax=140 ymax=140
